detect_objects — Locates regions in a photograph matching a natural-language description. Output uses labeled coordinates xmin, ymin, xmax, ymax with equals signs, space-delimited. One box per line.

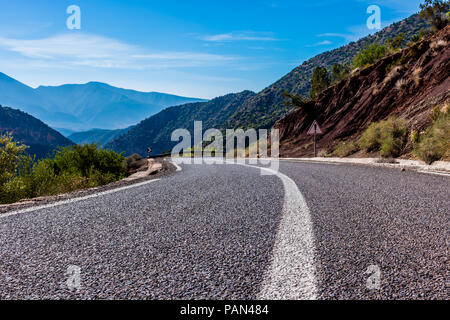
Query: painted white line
xmin=226 ymin=161 xmax=318 ymax=300
xmin=417 ymin=170 xmax=450 ymax=177
xmin=0 ymin=179 xmax=160 ymax=220
xmin=172 ymin=161 xmax=183 ymax=172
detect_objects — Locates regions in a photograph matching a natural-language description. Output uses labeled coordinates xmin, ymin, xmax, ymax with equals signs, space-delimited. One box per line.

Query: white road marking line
xmin=0 ymin=179 xmax=160 ymax=220
xmin=172 ymin=161 xmax=183 ymax=172
xmin=226 ymin=160 xmax=318 ymax=300
xmin=417 ymin=170 xmax=450 ymax=177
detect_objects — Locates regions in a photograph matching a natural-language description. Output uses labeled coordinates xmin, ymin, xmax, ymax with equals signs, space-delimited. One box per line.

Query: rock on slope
xmin=275 ymin=26 xmax=450 ymax=157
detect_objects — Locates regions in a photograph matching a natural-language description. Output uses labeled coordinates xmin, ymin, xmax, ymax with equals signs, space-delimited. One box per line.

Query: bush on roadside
xmin=0 ymin=133 xmax=33 ymax=204
xmin=359 ymin=118 xmax=408 ymax=158
xmin=317 ymin=150 xmax=331 ymax=158
xmin=413 ymin=106 xmax=450 ymax=164
xmin=332 ymin=141 xmax=359 ymax=157
xmin=0 ymin=139 xmax=127 ymax=204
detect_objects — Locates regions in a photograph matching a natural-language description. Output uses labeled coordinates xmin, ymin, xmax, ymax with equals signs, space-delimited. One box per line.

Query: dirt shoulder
xmin=0 ymin=160 xmax=176 ymax=215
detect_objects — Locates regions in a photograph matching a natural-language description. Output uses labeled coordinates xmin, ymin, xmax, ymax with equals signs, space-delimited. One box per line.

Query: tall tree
xmin=310 ymin=66 xmax=330 ymax=100
xmin=331 ymin=63 xmax=351 ymax=83
xmin=419 ymin=0 xmax=449 ymax=31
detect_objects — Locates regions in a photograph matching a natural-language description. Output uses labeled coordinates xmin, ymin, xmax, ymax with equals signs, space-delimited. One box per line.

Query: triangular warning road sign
xmin=307 ymin=120 xmax=323 ymax=135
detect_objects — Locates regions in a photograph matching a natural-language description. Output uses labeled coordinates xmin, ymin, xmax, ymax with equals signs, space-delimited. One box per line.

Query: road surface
xmin=0 ymin=160 xmax=448 ymax=299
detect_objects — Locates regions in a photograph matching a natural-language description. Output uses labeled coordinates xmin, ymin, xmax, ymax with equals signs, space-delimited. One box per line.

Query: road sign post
xmin=307 ymin=120 xmax=323 ymax=158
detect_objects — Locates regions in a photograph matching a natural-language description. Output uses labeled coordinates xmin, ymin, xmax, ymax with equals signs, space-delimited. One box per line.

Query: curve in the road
xmin=223 ymin=160 xmax=318 ymax=300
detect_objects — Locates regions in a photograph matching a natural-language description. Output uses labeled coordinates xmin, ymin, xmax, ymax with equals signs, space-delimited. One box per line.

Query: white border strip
xmin=225 ymin=161 xmax=318 ymax=300
xmin=0 ymin=179 xmax=160 ymax=220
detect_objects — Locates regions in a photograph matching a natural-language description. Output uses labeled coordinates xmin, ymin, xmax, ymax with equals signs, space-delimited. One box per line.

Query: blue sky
xmin=0 ymin=0 xmax=424 ymax=99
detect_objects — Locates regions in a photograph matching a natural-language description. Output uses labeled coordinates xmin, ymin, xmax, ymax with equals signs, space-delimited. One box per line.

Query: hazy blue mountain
xmin=0 ymin=105 xmax=74 ymax=158
xmin=68 ymin=127 xmax=132 ymax=147
xmin=53 ymin=128 xmax=76 ymax=137
xmin=35 ymin=82 xmax=206 ymax=130
xmin=0 ymin=72 xmax=75 ymax=127
xmin=0 ymin=72 xmax=206 ymax=131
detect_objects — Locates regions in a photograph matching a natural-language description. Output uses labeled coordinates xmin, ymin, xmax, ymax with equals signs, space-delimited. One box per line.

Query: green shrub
xmin=332 ymin=141 xmax=359 ymax=157
xmin=0 ymin=133 xmax=33 ymax=203
xmin=331 ymin=63 xmax=351 ymax=83
xmin=413 ymin=108 xmax=449 ymax=164
xmin=52 ymin=144 xmax=126 ymax=179
xmin=353 ymin=42 xmax=388 ymax=68
xmin=410 ymin=130 xmax=420 ymax=144
xmin=317 ymin=150 xmax=331 ymax=158
xmin=0 ymin=140 xmax=127 ymax=204
xmin=359 ymin=118 xmax=408 ymax=158
xmin=387 ymin=33 xmax=406 ymax=51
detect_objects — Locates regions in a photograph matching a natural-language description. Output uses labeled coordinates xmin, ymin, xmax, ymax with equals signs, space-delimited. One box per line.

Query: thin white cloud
xmin=132 ymin=52 xmax=236 ymax=62
xmin=0 ymin=33 xmax=239 ymax=70
xmin=306 ymin=40 xmax=333 ymax=47
xmin=317 ymin=33 xmax=356 ymax=41
xmin=0 ymin=34 xmax=134 ymax=59
xmin=201 ymin=32 xmax=279 ymax=42
xmin=316 ymin=17 xmax=400 ymax=43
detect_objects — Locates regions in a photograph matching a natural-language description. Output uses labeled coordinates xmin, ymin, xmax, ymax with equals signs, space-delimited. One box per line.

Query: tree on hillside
xmin=331 ymin=63 xmax=351 ymax=83
xmin=353 ymin=42 xmax=388 ymax=68
xmin=419 ymin=0 xmax=449 ymax=31
xmin=310 ymin=66 xmax=330 ymax=100
xmin=283 ymin=92 xmax=316 ymax=115
xmin=387 ymin=33 xmax=406 ymax=51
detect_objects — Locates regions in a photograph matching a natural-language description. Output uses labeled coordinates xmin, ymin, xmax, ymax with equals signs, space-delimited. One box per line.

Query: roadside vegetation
xmin=358 ymin=118 xmax=409 ymax=158
xmin=413 ymin=104 xmax=450 ymax=164
xmin=0 ymin=134 xmax=127 ymax=205
xmin=332 ymin=141 xmax=359 ymax=158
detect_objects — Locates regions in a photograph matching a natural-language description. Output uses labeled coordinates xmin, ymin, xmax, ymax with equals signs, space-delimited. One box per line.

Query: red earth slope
xmin=275 ymin=26 xmax=450 ymax=158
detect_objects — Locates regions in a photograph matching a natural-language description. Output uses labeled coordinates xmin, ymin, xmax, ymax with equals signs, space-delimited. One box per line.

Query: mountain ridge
xmin=0 ymin=105 xmax=74 ymax=158
xmin=0 ymin=72 xmax=206 ymax=131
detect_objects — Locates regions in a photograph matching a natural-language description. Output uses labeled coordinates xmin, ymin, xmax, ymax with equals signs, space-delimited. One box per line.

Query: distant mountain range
xmin=68 ymin=128 xmax=132 ymax=147
xmin=106 ymin=13 xmax=430 ymax=156
xmin=0 ymin=13 xmax=432 ymax=157
xmin=0 ymin=72 xmax=206 ymax=131
xmin=0 ymin=105 xmax=74 ymax=158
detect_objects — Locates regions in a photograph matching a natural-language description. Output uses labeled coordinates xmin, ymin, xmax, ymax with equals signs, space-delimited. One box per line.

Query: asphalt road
xmin=0 ymin=160 xmax=448 ymax=300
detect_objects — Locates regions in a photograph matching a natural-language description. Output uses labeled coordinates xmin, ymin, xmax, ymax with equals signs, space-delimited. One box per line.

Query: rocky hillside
xmin=0 ymin=105 xmax=74 ymax=158
xmin=275 ymin=26 xmax=450 ymax=157
xmin=227 ymin=14 xmax=429 ymax=130
xmin=106 ymin=91 xmax=255 ymax=156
